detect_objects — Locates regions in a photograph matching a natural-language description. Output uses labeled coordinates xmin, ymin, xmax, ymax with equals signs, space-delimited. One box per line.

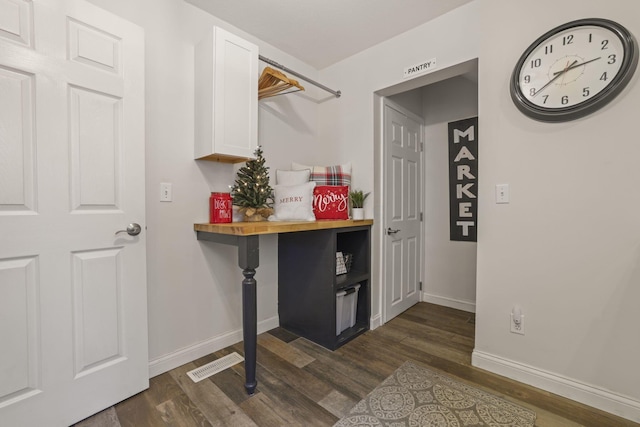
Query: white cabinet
xmin=195 ymin=27 xmax=258 ymax=163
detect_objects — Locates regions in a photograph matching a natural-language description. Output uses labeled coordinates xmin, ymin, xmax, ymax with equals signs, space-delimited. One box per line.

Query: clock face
xmin=511 ymin=19 xmax=638 ymax=121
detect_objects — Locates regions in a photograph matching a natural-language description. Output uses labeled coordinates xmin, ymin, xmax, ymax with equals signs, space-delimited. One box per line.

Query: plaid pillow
xmin=292 ymin=162 xmax=351 ymax=187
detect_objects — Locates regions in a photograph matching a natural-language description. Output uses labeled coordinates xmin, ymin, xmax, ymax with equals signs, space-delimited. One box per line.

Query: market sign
xmin=448 ymin=117 xmax=478 ymax=242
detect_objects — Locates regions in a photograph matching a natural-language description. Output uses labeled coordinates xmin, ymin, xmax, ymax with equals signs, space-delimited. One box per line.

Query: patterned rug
xmin=334 ymin=361 xmax=536 ymax=427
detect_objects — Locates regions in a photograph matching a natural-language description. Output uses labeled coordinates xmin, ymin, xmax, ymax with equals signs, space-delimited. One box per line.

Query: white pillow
xmin=276 ymin=169 xmax=310 ymax=185
xmin=269 ymin=182 xmax=317 ymax=222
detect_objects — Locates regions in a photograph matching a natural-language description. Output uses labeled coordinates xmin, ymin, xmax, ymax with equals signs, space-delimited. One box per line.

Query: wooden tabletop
xmin=194 ymin=219 xmax=373 ymax=236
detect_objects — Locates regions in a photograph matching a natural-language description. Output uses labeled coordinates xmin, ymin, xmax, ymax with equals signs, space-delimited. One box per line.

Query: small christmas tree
xmin=231 ymin=146 xmax=274 ymax=221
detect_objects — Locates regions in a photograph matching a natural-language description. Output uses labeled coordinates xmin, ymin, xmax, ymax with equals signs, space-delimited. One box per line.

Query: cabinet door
xmin=195 ymin=27 xmax=258 ymax=162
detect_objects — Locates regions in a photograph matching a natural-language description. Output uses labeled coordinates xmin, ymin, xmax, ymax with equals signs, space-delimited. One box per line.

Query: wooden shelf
xmin=195 ymin=153 xmax=252 ymax=164
xmin=194 ymin=219 xmax=373 ymax=236
xmin=336 ymin=270 xmax=369 ymax=291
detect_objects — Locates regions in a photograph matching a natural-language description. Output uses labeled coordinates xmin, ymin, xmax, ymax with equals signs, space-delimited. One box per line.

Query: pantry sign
xmin=448 ymin=117 xmax=478 ymax=242
xmin=403 ymin=58 xmax=437 ymax=79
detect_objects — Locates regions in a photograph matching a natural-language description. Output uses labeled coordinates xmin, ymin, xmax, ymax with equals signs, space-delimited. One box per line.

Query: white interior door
xmin=0 ymin=1 xmax=147 ymax=425
xmin=383 ymin=101 xmax=423 ymax=322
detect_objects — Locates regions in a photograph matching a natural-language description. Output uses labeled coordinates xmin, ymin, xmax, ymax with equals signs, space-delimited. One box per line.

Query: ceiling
xmin=185 ymin=0 xmax=474 ymax=69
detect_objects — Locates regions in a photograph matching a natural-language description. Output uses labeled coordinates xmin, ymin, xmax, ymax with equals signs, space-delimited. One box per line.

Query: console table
xmin=194 ymin=219 xmax=373 ymax=394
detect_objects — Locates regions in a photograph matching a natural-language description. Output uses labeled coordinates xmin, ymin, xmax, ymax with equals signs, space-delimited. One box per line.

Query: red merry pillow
xmin=313 ymin=186 xmax=349 ymax=220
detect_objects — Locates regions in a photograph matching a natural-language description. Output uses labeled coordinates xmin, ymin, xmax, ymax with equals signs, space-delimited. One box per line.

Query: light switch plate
xmin=160 ymin=183 xmax=172 ymax=202
xmin=496 ymin=184 xmax=509 ymax=204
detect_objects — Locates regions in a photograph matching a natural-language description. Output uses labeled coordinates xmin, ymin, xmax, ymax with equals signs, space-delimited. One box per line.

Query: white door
xmin=0 ymin=1 xmax=147 ymax=426
xmin=383 ymin=101 xmax=423 ymax=322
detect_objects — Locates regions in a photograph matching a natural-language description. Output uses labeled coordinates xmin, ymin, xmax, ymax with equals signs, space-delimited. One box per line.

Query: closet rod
xmin=259 ymin=55 xmax=341 ymax=98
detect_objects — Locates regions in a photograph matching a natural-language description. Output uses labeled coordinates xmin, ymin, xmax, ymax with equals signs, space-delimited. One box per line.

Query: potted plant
xmin=349 ymin=190 xmax=370 ymax=220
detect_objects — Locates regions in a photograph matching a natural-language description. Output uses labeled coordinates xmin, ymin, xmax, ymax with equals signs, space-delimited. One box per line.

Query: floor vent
xmin=187 ymin=352 xmax=244 ymax=383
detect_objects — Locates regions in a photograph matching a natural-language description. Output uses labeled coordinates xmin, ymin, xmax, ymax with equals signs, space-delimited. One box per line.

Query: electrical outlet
xmin=510 ymin=312 xmax=525 ymax=335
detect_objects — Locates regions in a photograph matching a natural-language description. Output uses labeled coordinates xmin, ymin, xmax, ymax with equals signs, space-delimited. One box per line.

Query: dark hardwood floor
xmin=75 ymin=303 xmax=638 ymax=427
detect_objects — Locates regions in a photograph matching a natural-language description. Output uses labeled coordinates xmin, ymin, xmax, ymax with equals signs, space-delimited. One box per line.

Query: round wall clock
xmin=510 ymin=18 xmax=639 ymax=122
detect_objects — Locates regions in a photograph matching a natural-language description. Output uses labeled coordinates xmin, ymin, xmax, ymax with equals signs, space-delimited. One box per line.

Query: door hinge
xmin=419 ymin=281 xmax=423 ymax=291
xmin=420 ymin=212 xmax=423 ymax=222
xmin=420 ymin=142 xmax=424 ymax=152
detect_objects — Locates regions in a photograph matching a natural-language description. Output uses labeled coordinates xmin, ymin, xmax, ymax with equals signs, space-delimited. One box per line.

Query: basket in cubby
xmin=336 ymin=252 xmax=353 ymax=275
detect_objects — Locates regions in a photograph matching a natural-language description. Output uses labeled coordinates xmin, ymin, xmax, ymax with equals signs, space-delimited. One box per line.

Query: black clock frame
xmin=510 ymin=18 xmax=638 ymax=122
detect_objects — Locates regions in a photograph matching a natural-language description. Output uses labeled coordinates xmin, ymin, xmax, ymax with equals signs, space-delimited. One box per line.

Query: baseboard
xmin=148 ymin=315 xmax=280 ymax=378
xmin=369 ymin=313 xmax=382 ymax=330
xmin=422 ymin=292 xmax=476 ymax=313
xmin=472 ymin=350 xmax=640 ymax=423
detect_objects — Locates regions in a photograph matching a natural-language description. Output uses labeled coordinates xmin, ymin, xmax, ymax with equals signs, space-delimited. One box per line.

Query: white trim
xmin=472 ymin=350 xmax=640 ymax=423
xmin=374 ymin=94 xmax=385 ymax=327
xmin=369 ymin=313 xmax=382 ymax=330
xmin=422 ymin=292 xmax=475 ymax=313
xmin=148 ymin=316 xmax=280 ymax=378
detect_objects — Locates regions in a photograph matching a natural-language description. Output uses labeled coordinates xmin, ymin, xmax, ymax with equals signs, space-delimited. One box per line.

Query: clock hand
xmin=553 ymin=57 xmax=602 ymax=75
xmin=559 ymin=59 xmax=572 ymax=86
xmin=533 ymin=59 xmax=578 ymax=97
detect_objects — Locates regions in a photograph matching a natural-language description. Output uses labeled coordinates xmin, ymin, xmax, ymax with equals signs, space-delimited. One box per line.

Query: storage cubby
xmin=278 ymin=224 xmax=371 ymax=350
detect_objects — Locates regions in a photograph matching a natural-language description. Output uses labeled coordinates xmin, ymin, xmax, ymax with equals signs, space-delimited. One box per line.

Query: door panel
xmin=391 ymin=239 xmax=403 ymax=303
xmin=407 ymin=235 xmax=418 ymax=296
xmin=69 ymin=85 xmax=121 ymax=210
xmin=71 ymin=248 xmax=124 ymax=377
xmin=408 ymin=159 xmax=418 ymax=219
xmin=384 ymin=102 xmax=423 ymax=322
xmin=0 ymin=65 xmax=35 ymax=212
xmin=0 ymin=0 xmax=33 ymax=47
xmin=0 ymin=256 xmax=39 ymax=402
xmin=391 ymin=156 xmax=402 ymax=220
xmin=0 ymin=1 xmax=146 ymax=425
xmin=68 ymin=17 xmax=121 ymax=73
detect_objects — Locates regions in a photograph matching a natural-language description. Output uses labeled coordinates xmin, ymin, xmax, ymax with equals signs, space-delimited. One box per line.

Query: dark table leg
xmin=238 ymin=235 xmax=259 ymax=394
xmin=196 ymin=231 xmax=261 ymax=395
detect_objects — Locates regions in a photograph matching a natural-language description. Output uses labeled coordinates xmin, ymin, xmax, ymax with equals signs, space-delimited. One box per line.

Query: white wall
xmin=387 ymin=91 xmax=423 ymax=117
xmin=473 ymin=0 xmax=640 ymax=421
xmin=319 ymin=0 xmax=640 ymax=421
xmin=421 ymin=76 xmax=478 ymax=312
xmin=318 ymin=3 xmax=481 ymax=326
xmin=85 ymin=0 xmax=640 ymax=421
xmin=87 ymin=0 xmax=321 ymax=374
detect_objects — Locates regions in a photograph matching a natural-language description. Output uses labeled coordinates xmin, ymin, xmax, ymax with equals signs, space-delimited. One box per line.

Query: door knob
xmin=115 ymin=223 xmax=142 ymax=236
xmin=386 ymin=227 xmax=400 ymax=235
